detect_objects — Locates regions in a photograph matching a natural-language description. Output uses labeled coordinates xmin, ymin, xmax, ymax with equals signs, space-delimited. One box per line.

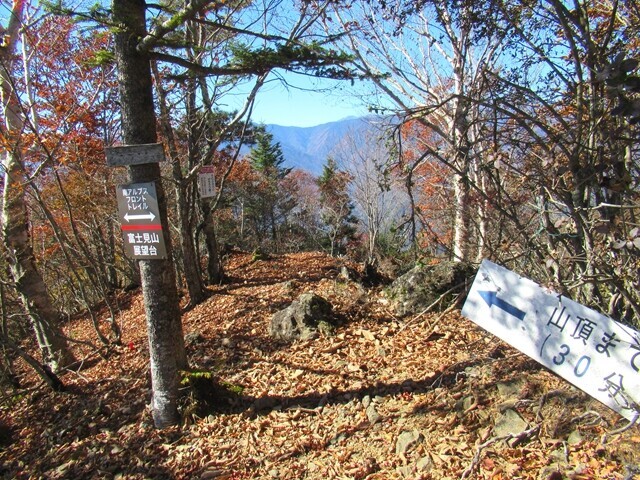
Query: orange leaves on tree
xmin=399 ymin=118 xmax=453 ymax=255
xmin=24 ymin=16 xmax=116 ymax=174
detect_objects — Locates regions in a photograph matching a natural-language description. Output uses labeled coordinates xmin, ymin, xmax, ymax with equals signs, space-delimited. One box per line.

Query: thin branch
xmin=601 ymin=410 xmax=640 ymax=444
xmin=398 ymin=280 xmax=469 ymax=333
xmin=137 ymin=0 xmax=218 ymax=54
xmin=460 ymin=425 xmax=540 ymax=479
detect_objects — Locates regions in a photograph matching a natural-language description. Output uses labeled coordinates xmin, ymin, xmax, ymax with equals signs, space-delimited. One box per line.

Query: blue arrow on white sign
xmin=478 ymin=290 xmax=526 ymax=321
xmin=462 ymin=259 xmax=640 ymax=421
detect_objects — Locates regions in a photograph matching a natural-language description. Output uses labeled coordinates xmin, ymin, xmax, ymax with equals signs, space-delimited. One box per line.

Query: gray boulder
xmin=384 ymin=261 xmax=475 ymax=317
xmin=270 ymin=293 xmax=335 ymax=341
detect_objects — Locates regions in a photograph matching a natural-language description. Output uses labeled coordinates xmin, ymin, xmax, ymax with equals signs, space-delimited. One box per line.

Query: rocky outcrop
xmin=383 ymin=261 xmax=476 ymax=317
xmin=269 ymin=293 xmax=335 ymax=341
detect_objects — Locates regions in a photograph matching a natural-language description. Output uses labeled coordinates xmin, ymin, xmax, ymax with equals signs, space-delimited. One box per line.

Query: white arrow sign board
xmin=116 ymin=182 xmax=167 ymax=259
xmin=462 ymin=259 xmax=640 ymax=421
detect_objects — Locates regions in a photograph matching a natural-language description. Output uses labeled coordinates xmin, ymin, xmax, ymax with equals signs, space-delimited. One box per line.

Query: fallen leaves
xmin=0 ymin=251 xmax=638 ymax=479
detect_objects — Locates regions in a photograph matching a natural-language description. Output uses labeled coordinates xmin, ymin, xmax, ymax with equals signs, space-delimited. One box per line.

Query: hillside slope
xmin=267 ymin=116 xmax=385 ymax=175
xmin=0 ymin=252 xmax=638 ymax=479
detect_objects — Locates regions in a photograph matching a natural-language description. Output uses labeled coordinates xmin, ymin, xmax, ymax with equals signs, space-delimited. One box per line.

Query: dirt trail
xmin=1 ymin=252 xmax=638 ymax=479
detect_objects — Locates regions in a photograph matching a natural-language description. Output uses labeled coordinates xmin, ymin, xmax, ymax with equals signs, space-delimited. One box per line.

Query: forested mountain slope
xmin=1 ymin=252 xmax=637 ymax=479
xmin=266 ymin=116 xmax=382 ymax=175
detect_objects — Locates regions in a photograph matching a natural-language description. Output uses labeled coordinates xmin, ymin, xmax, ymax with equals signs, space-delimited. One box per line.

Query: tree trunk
xmin=452 ymin=169 xmax=471 ymax=262
xmin=201 ymin=203 xmax=224 ymax=284
xmin=0 ymin=0 xmax=74 ymax=373
xmin=112 ymin=0 xmax=187 ymax=428
xmin=152 ymin=62 xmax=207 ymax=306
xmin=176 ymin=179 xmax=207 ymax=304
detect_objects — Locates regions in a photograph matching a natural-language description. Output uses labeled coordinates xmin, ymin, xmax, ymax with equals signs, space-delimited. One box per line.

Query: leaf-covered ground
xmin=1 ymin=252 xmax=639 ymax=479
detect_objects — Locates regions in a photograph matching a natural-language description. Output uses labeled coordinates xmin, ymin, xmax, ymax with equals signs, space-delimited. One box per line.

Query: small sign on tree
xmin=116 ymin=182 xmax=167 ymax=259
xmin=105 ymin=143 xmax=165 ymax=167
xmin=198 ymin=165 xmax=216 ymax=198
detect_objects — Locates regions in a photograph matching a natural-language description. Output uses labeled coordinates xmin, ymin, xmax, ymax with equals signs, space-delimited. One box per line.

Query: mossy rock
xmin=270 ymin=293 xmax=337 ymax=341
xmin=384 ymin=261 xmax=475 ymax=317
xmin=179 ymin=370 xmax=245 ymax=423
xmin=251 ymin=248 xmax=271 ymax=262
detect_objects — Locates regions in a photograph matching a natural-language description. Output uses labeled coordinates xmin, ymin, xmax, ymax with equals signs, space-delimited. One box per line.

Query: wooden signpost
xmin=462 ymin=259 xmax=640 ymax=421
xmin=105 ymin=143 xmax=165 ymax=167
xmin=107 ymin=144 xmax=168 ymax=260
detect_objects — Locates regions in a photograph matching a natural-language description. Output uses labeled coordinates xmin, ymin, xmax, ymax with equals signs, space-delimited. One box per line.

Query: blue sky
xmin=0 ymin=3 xmax=368 ymax=129
xmin=0 ymin=2 xmax=370 ymax=129
xmin=244 ymin=72 xmax=371 ymax=128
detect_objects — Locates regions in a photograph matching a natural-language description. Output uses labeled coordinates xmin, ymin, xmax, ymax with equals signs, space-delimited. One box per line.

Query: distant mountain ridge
xmin=265 ymin=116 xmax=382 ymax=176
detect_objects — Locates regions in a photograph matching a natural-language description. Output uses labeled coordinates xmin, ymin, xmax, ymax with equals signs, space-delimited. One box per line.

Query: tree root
xmin=460 ymin=425 xmax=540 ymax=479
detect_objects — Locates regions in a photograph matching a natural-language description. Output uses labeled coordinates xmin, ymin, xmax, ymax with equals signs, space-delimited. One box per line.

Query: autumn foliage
xmin=0 ymin=0 xmax=639 ymax=473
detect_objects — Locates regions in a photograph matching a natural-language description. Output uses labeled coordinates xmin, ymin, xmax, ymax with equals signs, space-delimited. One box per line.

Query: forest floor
xmin=1 ymin=251 xmax=639 ymax=480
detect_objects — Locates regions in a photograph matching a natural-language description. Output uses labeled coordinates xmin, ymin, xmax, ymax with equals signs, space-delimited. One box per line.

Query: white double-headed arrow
xmin=124 ymin=212 xmax=156 ymax=222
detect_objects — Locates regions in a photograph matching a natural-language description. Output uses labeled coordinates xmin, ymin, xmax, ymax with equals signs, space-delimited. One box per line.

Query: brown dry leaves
xmin=1 ymin=252 xmax=638 ymax=479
